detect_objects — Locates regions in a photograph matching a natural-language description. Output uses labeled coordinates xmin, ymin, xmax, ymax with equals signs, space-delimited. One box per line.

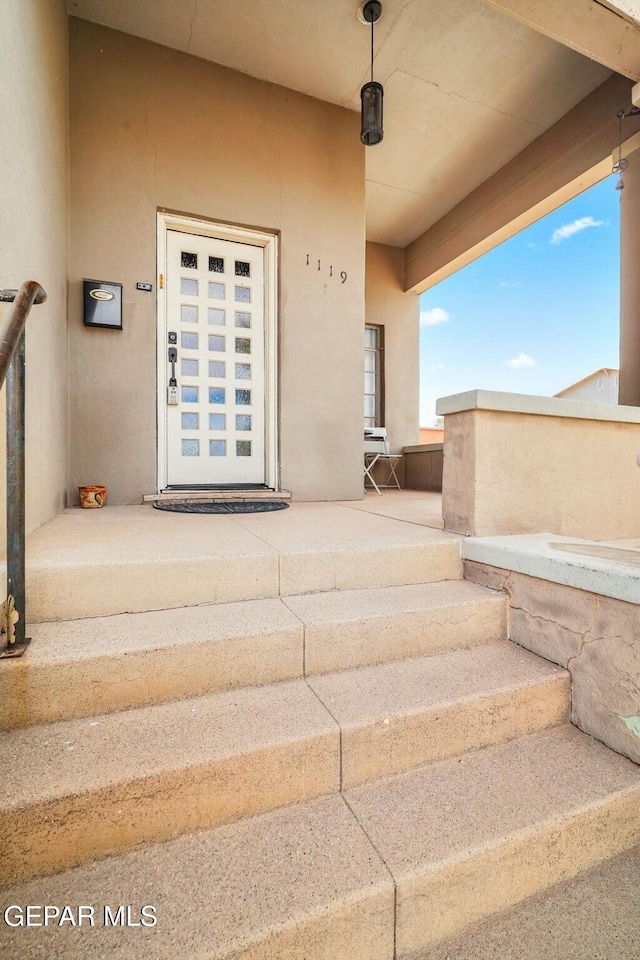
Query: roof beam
xmin=404 ymin=74 xmax=640 ymax=293
xmin=477 ymin=0 xmax=640 ymax=80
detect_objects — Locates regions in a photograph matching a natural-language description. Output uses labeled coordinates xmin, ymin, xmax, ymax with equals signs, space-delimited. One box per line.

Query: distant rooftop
xmin=554 ymin=367 xmax=619 ymax=398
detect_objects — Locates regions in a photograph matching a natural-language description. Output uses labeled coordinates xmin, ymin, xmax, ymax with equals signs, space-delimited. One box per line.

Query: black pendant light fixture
xmin=360 ymin=1 xmax=384 ymax=146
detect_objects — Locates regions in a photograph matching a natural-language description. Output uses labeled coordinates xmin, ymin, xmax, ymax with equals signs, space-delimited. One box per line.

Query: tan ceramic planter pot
xmin=78 ymin=485 xmax=107 ymax=508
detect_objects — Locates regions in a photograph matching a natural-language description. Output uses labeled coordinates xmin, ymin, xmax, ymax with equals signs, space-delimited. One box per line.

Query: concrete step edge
xmin=0 ymin=794 xmax=396 ymax=960
xmin=0 ymin=678 xmax=340 ymax=884
xmin=24 ymin=535 xmax=464 ymax=622
xmin=345 ymin=725 xmax=640 ymax=955
xmin=2 ymin=731 xmax=640 ymax=959
xmin=3 ymin=580 xmax=506 ymax=729
xmin=1 ymin=645 xmax=571 ymax=882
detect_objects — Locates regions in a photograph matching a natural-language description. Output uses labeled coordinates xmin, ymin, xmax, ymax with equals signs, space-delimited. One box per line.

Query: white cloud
xmin=420 ymin=307 xmax=450 ymax=327
xmin=505 ymin=352 xmax=537 ymax=370
xmin=499 ymin=280 xmax=522 ymax=287
xmin=549 ymin=216 xmax=604 ymax=245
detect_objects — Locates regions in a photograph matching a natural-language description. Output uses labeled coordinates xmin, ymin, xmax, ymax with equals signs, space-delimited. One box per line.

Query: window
xmin=364 ymin=324 xmax=384 ymax=428
xmin=615 ymin=375 xmax=619 ymax=386
xmin=597 ymin=378 xmax=604 ymax=389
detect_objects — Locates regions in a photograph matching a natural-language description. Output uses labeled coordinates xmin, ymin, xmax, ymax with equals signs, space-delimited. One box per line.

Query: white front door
xmin=164 ymin=229 xmax=266 ymax=486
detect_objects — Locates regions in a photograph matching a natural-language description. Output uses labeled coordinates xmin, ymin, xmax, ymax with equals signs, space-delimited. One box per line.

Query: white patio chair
xmin=364 ymin=427 xmax=402 ymax=495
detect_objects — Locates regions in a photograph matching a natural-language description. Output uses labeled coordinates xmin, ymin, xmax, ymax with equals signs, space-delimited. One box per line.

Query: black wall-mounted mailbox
xmin=83 ymin=279 xmax=123 ymax=329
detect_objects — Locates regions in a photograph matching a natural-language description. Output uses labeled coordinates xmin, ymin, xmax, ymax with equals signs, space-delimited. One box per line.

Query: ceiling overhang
xmin=67 ymin=0 xmax=621 ymax=252
xmin=405 ymin=73 xmax=640 ymax=292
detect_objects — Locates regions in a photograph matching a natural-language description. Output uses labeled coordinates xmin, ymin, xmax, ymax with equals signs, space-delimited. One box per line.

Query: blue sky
xmin=419 ymin=175 xmax=620 ymax=425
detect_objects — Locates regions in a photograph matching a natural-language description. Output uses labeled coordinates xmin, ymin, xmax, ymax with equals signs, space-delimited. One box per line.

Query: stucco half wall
xmin=68 ymin=19 xmax=366 ymax=503
xmin=439 ymin=390 xmax=640 ymax=540
xmin=0 ymin=0 xmax=69 ymax=536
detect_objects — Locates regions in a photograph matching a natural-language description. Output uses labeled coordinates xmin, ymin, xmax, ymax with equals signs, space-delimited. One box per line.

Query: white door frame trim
xmin=156 ymin=211 xmax=279 ymax=492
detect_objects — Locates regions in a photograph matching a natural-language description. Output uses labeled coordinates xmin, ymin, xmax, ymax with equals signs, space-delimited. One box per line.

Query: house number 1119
xmin=306 ymin=254 xmax=347 ymax=283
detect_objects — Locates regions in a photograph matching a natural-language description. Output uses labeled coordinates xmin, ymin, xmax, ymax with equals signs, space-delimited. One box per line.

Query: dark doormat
xmin=153 ymin=500 xmax=289 ymax=515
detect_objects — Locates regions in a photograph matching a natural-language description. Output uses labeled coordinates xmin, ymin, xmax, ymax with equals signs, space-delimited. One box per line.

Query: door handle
xmin=168 ymin=346 xmax=177 ymax=385
xmin=167 ymin=345 xmax=179 ymax=405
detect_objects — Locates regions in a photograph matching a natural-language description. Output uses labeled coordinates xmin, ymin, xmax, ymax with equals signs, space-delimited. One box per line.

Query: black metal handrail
xmin=0 ymin=281 xmax=47 ymax=658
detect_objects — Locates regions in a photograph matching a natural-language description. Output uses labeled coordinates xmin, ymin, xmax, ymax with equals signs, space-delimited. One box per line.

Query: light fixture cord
xmin=619 ymin=111 xmax=623 ymax=167
xmin=371 ymin=16 xmax=374 ymax=82
xmin=613 ymin=109 xmax=629 ymax=193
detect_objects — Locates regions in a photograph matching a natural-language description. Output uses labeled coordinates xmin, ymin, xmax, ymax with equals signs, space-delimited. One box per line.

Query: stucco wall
xmin=443 ymin=405 xmax=640 ymax=540
xmin=68 ymin=19 xmax=366 ymax=503
xmin=466 ymin=561 xmax=640 ymax=768
xmin=441 ymin=411 xmax=476 ymax=534
xmin=365 ymin=243 xmax=419 ymax=454
xmin=0 ymin=0 xmax=69 ymax=535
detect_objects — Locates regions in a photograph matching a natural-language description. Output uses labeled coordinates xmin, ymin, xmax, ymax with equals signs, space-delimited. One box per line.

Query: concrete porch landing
xmin=23 ymin=492 xmax=453 ymax=621
xmin=341 ymin=490 xmax=445 ymax=529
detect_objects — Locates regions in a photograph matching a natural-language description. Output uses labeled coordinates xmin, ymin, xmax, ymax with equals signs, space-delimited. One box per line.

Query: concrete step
xmin=1 ymin=640 xmax=569 ymax=883
xmin=345 ymin=725 xmax=640 ymax=957
xmin=0 ymin=679 xmax=340 ymax=884
xmin=4 ymin=597 xmax=304 ymax=729
xmin=3 ymin=580 xmax=505 ymax=729
xmin=286 ymin=578 xmax=506 ymax=675
xmin=0 ymin=795 xmax=396 ymax=960
xmin=2 ymin=730 xmax=640 ymax=960
xmin=418 ymin=844 xmax=640 ymax=960
xmin=23 ymin=504 xmax=463 ymax=621
xmin=143 ymin=488 xmax=292 ymax=502
xmin=308 ymin=642 xmax=569 ymax=788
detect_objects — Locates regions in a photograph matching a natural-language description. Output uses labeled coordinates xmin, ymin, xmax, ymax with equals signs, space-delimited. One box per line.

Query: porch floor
xmin=26 ymin=490 xmax=447 ymax=567
xmin=22 ymin=491 xmax=453 ymax=622
xmin=342 ymin=488 xmax=444 ymax=529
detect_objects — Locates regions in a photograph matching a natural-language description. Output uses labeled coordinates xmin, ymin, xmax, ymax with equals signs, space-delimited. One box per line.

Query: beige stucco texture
xmin=365 ymin=243 xmax=419 ymax=454
xmin=442 ymin=401 xmax=640 ymax=539
xmin=0 ymin=0 xmax=69 ymax=535
xmin=466 ymin=560 xmax=640 ymax=768
xmin=68 ymin=19 xmax=366 ymax=504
